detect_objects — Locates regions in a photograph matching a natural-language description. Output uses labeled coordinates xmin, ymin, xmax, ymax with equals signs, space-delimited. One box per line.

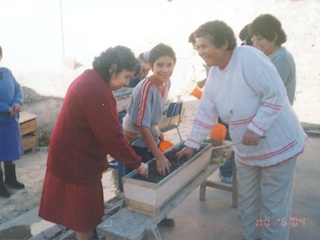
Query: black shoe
xmin=5 ymin=180 xmax=25 ymax=189
xmin=4 ymin=164 xmax=25 ymax=189
xmin=0 ymin=183 xmax=10 ymax=198
xmin=158 ymin=217 xmax=175 ymax=228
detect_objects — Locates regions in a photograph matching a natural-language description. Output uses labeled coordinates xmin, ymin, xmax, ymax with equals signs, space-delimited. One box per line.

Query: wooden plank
xmin=126 ymin=198 xmax=160 ymax=217
xmin=19 ymin=111 xmax=37 ymax=124
xmin=20 ymin=119 xmax=36 ymax=136
xmin=19 ymin=111 xmax=37 ymax=136
xmin=205 ymin=180 xmax=233 ymax=191
xmin=22 ymin=134 xmax=38 ymax=151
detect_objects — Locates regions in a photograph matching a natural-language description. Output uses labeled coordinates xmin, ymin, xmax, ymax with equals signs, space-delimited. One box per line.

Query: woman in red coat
xmin=39 ymin=46 xmax=148 ymax=240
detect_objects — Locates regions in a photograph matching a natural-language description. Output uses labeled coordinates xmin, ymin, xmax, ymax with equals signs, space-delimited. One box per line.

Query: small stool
xmin=199 ymin=156 xmax=238 ymax=207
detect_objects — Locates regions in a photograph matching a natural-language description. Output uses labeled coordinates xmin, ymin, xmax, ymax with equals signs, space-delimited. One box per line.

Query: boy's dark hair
xmin=188 ymin=32 xmax=195 ymax=45
xmin=193 ymin=20 xmax=237 ymax=51
xmin=239 ymin=24 xmax=253 ymax=46
xmin=138 ymin=51 xmax=150 ymax=63
xmin=92 ymin=46 xmax=140 ymax=82
xmin=250 ymin=14 xmax=287 ymax=45
xmin=148 ymin=43 xmax=176 ymax=66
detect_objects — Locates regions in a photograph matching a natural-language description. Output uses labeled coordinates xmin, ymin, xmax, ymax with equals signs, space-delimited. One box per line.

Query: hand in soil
xmin=137 ymin=163 xmax=149 ymax=177
xmin=133 ymin=145 xmax=201 ymax=183
xmin=156 ymin=155 xmax=171 ymax=176
xmin=176 ymin=146 xmax=195 ymax=161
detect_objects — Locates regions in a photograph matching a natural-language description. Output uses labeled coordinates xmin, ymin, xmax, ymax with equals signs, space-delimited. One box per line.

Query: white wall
xmin=1 ymin=0 xmax=319 ymax=122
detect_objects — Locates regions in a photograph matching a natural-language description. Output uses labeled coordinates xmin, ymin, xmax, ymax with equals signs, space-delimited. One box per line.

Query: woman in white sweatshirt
xmin=178 ymin=21 xmax=307 ymax=240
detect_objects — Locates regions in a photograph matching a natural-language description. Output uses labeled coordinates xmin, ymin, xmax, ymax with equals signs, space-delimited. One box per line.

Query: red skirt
xmin=39 ymin=169 xmax=104 ymax=232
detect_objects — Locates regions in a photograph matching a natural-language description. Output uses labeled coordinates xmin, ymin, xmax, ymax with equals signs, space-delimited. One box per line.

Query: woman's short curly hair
xmin=193 ymin=20 xmax=237 ymax=51
xmin=250 ymin=14 xmax=287 ymax=45
xmin=92 ymin=46 xmax=140 ymax=82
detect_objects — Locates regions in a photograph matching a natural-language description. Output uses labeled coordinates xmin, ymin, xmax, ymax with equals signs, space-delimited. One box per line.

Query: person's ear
xmin=109 ymin=64 xmax=117 ymax=74
xmin=223 ymin=41 xmax=229 ymax=50
xmin=273 ymin=33 xmax=278 ymax=43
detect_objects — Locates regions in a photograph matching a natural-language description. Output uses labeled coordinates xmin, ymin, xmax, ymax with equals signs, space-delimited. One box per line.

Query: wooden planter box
xmin=19 ymin=111 xmax=38 ymax=151
xmin=123 ymin=142 xmax=212 ymax=216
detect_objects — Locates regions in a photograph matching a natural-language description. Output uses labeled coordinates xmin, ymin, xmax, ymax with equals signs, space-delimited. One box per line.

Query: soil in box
xmin=132 ymin=144 xmax=206 ymax=183
xmin=123 ymin=142 xmax=212 ymax=216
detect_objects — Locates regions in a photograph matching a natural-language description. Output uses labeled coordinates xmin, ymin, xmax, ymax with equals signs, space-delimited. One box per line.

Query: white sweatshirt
xmin=185 ymin=46 xmax=307 ymax=167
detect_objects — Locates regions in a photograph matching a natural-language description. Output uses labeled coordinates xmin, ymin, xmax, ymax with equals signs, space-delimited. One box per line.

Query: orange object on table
xmin=190 ymin=86 xmax=203 ymax=99
xmin=209 ymin=123 xmax=227 ymax=144
xmin=159 ymin=140 xmax=174 ymax=152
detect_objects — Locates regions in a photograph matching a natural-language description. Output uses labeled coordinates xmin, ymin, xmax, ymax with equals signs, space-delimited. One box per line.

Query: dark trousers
xmin=126 ymin=145 xmax=154 ymax=174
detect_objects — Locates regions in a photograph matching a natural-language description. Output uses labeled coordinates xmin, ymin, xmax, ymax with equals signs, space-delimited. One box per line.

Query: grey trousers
xmin=235 ymin=156 xmax=297 ymax=240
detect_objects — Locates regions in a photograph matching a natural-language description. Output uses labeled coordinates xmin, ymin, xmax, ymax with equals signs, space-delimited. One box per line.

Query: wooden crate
xmin=20 ymin=117 xmax=36 ymax=136
xmin=19 ymin=111 xmax=38 ymax=151
xmin=123 ymin=142 xmax=212 ymax=216
xmin=22 ymin=134 xmax=38 ymax=151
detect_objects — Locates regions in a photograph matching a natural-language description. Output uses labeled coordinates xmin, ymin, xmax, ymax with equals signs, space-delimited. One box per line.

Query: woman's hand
xmin=9 ymin=107 xmax=16 ymax=117
xmin=156 ymin=155 xmax=171 ymax=176
xmin=242 ymin=129 xmax=261 ymax=146
xmin=176 ymin=147 xmax=195 ymax=161
xmin=9 ymin=104 xmax=23 ymax=117
xmin=136 ymin=163 xmax=148 ymax=177
xmin=12 ymin=104 xmax=23 ymax=112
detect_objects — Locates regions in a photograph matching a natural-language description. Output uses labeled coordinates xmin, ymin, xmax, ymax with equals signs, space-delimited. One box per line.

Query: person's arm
xmin=0 ymin=101 xmax=10 ymax=113
xmin=12 ymin=74 xmax=23 ymax=107
xmin=245 ymin=56 xmax=287 ymax=137
xmin=11 ymin=78 xmax=23 ymax=117
xmin=185 ymin=72 xmax=219 ymax=150
xmin=141 ymin=126 xmax=171 ymax=176
xmin=86 ymin=92 xmax=143 ymax=171
xmin=270 ymin=49 xmax=296 ymax=105
xmin=0 ymin=69 xmax=22 ymax=113
xmin=197 ymin=78 xmax=206 ymax=88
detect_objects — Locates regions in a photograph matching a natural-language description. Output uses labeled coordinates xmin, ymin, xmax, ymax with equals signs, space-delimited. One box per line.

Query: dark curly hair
xmin=92 ymin=46 xmax=140 ymax=82
xmin=250 ymin=14 xmax=287 ymax=45
xmin=148 ymin=43 xmax=176 ymax=66
xmin=193 ymin=20 xmax=237 ymax=51
xmin=239 ymin=24 xmax=253 ymax=46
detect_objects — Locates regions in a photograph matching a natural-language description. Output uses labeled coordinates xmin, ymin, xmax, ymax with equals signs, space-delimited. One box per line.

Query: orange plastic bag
xmin=190 ymin=86 xmax=203 ymax=99
xmin=159 ymin=140 xmax=174 ymax=152
xmin=209 ymin=123 xmax=227 ymax=145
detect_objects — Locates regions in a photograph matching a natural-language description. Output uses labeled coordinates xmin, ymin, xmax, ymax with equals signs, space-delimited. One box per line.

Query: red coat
xmin=39 ymin=69 xmax=142 ymax=231
xmin=47 ymin=69 xmax=141 ymax=185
